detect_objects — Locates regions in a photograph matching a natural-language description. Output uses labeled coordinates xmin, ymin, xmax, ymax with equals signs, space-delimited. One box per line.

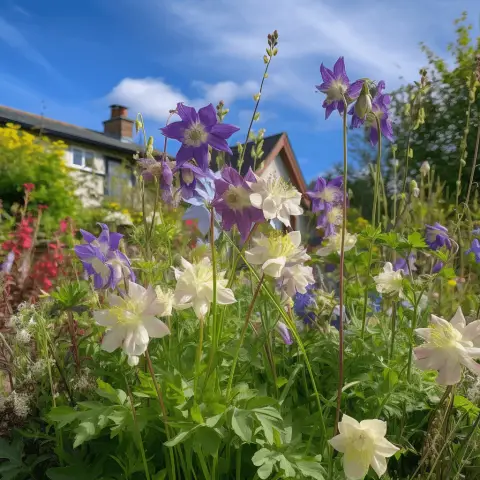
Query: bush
xmin=0 ymin=123 xmax=78 ymax=231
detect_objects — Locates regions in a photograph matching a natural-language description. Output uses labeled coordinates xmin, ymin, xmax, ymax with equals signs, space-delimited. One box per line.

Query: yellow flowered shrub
xmin=0 ymin=123 xmax=78 ymax=229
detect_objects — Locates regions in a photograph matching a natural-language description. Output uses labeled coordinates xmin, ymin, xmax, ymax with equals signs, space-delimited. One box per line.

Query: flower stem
xmin=406 ymin=300 xmax=419 ymax=381
xmin=194 ymin=316 xmax=205 ymax=399
xmin=465 ymin=122 xmax=480 ymax=207
xmin=371 ymin=116 xmax=382 ymax=227
xmin=226 ymin=275 xmax=264 ymax=400
xmin=360 ymin=243 xmax=374 ymax=339
xmin=334 ymin=101 xmax=348 ymax=435
xmin=209 ymin=207 xmax=218 ymax=359
xmin=389 ymin=302 xmax=397 ymax=360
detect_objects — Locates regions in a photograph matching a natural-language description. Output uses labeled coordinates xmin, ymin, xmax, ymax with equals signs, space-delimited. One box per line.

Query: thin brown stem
xmin=145 ymin=349 xmax=169 ymax=427
xmin=66 ymin=310 xmax=80 ymax=373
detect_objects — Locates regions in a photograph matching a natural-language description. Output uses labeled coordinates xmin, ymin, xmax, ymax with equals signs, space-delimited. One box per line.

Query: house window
xmin=106 ymin=159 xmax=133 ymax=199
xmin=71 ymin=147 xmax=95 ymax=170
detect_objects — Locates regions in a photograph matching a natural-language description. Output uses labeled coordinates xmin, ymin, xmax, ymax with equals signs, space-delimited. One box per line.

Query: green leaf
xmin=73 ymin=421 xmax=96 ymax=448
xmin=296 ymin=460 xmax=327 ymax=479
xmin=164 ymin=426 xmax=200 ymax=447
xmin=191 ymin=404 xmax=204 ymax=424
xmin=231 ymin=408 xmax=253 ymax=443
xmin=0 ymin=437 xmax=23 ymax=463
xmin=279 ymin=364 xmax=303 ymax=405
xmin=194 ymin=427 xmax=221 ymax=456
xmin=47 ymin=406 xmax=79 ymax=428
xmin=205 ymin=413 xmax=223 ymax=428
xmin=275 ymin=377 xmax=288 ymax=388
xmin=46 ymin=467 xmax=96 ymax=480
xmin=407 ymin=232 xmax=427 ymax=248
xmin=279 ymin=455 xmax=295 ymax=477
xmin=258 ymin=460 xmax=274 ymax=479
xmin=252 ymin=448 xmax=272 ymax=466
xmin=96 ymin=379 xmax=127 ymax=405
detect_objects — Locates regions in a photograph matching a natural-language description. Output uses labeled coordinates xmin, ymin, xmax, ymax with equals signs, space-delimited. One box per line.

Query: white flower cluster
xmin=0 ymin=391 xmax=31 ymax=418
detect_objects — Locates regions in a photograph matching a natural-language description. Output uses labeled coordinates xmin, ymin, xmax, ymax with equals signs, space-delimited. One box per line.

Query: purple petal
xmin=210 ymin=123 xmax=241 ymax=140
xmin=198 ymin=104 xmax=218 ymax=128
xmin=381 ymin=117 xmax=394 ymax=142
xmin=244 ymin=167 xmax=257 ymax=182
xmin=79 ymin=229 xmax=96 ymax=243
xmin=333 ymin=57 xmax=348 ymax=83
xmin=320 ymin=63 xmax=335 ymax=85
xmin=324 ymin=102 xmax=336 ymax=120
xmin=208 ymin=133 xmax=232 ymax=154
xmin=109 ymin=232 xmax=123 ymax=250
xmin=74 ymin=244 xmax=100 ymax=262
xmin=369 ymin=123 xmax=379 ymax=146
xmin=176 ymin=145 xmax=195 ymax=167
xmin=160 ymin=121 xmax=186 ymax=141
xmin=236 ymin=210 xmax=253 ymax=241
xmin=176 ymin=103 xmax=198 ymax=125
xmin=347 ymin=80 xmax=364 ymax=99
xmin=193 ymin=144 xmax=210 ymax=171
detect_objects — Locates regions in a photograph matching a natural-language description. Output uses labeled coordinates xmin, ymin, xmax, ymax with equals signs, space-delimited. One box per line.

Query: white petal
xmin=276 ymin=206 xmax=291 ymax=227
xmin=262 ymin=257 xmax=286 ymax=278
xmin=94 ymin=310 xmax=118 ymax=327
xmin=288 ymin=230 xmax=302 ymax=247
xmin=107 ymin=293 xmax=125 ymax=308
xmin=343 ymin=450 xmax=370 ymax=480
xmin=263 ymin=197 xmax=278 ymax=220
xmin=463 ymin=320 xmax=480 ymax=345
xmin=180 ymin=257 xmax=193 ymax=269
xmin=430 ymin=315 xmax=451 ymax=328
xmin=450 ymin=307 xmax=466 ymax=332
xmin=329 ymin=434 xmax=347 ymax=453
xmin=383 ymin=262 xmax=394 ymax=273
xmin=360 ymin=419 xmax=386 ymax=437
xmin=143 ymin=317 xmax=170 ymax=338
xmin=127 ymin=281 xmax=146 ymax=300
xmin=460 ymin=354 xmax=480 ymax=376
xmin=249 ymin=192 xmax=264 ymax=209
xmin=101 ymin=328 xmax=125 ymax=353
xmin=128 ymin=355 xmax=140 ymax=367
xmin=374 ymin=437 xmax=399 ymax=457
xmin=216 ymin=286 xmax=236 ymax=305
xmin=338 ymin=414 xmax=360 ymax=436
xmin=437 ymin=359 xmax=462 ymax=385
xmin=464 ymin=347 xmax=480 ymax=359
xmin=316 ymin=245 xmax=333 ymax=257
xmin=123 ymin=326 xmax=149 ymax=356
xmin=193 ymin=298 xmax=209 ymax=319
xmin=414 ymin=328 xmax=432 ymax=341
xmin=414 ymin=346 xmax=446 ymax=371
xmin=370 ymin=453 xmax=388 ymax=477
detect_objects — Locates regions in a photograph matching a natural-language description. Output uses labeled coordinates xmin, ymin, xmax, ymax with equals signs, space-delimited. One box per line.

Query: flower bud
xmin=420 ymin=161 xmax=430 ymax=177
xmin=354 ymin=82 xmax=372 ymax=119
xmin=410 ymin=180 xmax=419 ymax=198
xmin=253 ymin=93 xmax=261 ymax=102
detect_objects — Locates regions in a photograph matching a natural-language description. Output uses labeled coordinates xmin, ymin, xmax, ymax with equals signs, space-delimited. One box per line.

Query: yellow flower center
xmin=224 ymin=185 xmax=251 ymax=210
xmin=327 ymin=206 xmax=343 ymax=225
xmin=326 ymin=80 xmax=346 ymax=102
xmin=111 ymin=300 xmax=142 ymax=326
xmin=266 ymin=232 xmax=296 ymax=258
xmin=430 ymin=323 xmax=462 ymax=349
xmin=193 ymin=263 xmax=214 ymax=285
xmin=321 ymin=186 xmax=339 ymax=203
xmin=184 ymin=122 xmax=208 ymax=147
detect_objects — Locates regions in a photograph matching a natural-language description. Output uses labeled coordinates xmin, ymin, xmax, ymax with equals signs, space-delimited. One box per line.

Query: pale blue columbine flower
xmin=1 ymin=251 xmax=15 ymax=274
xmin=183 ymin=176 xmax=221 ymax=238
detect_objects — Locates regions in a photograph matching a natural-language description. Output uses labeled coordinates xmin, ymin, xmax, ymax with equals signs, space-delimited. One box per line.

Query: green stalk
xmin=389 ymin=302 xmax=397 ymax=360
xmin=406 ymin=300 xmax=419 ymax=382
xmin=360 ymin=242 xmax=375 ymax=339
xmin=371 ymin=116 xmax=383 ymax=227
xmin=226 ymin=275 xmax=264 ymax=400
xmin=334 ymin=100 xmax=349 ymax=435
xmin=194 ymin=316 xmax=205 ymax=399
xmin=209 ymin=207 xmax=218 ymax=363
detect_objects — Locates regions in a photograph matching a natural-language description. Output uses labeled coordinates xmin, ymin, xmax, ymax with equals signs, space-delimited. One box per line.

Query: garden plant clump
xmin=2 ymin=23 xmax=480 ymax=480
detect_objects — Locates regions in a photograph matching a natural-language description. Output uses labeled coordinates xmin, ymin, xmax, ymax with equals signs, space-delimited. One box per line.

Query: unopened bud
xmin=410 ymin=180 xmax=419 ymax=198
xmin=253 ymin=93 xmax=261 ymax=102
xmin=420 ymin=161 xmax=430 ymax=177
xmin=263 ymin=55 xmax=269 ymax=64
xmin=354 ymin=82 xmax=372 ymax=119
xmin=135 ymin=119 xmax=143 ymax=133
xmin=391 ymin=144 xmax=398 ymax=155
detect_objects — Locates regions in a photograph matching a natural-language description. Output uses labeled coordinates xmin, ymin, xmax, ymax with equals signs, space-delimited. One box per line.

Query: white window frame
xmin=69 ymin=147 xmax=97 ymax=172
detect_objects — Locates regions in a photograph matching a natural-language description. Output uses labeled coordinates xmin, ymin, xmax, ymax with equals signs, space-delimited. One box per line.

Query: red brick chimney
xmin=103 ymin=104 xmax=134 ymax=140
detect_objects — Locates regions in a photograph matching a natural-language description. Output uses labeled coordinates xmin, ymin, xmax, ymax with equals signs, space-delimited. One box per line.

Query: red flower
xmin=23 ymin=183 xmax=35 ymax=192
xmin=59 ymin=218 xmax=69 ymax=233
xmin=38 ymin=205 xmax=48 ymax=211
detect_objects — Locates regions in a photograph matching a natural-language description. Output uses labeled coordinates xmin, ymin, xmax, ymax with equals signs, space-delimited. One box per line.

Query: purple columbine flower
xmin=1 ymin=251 xmax=15 ymax=274
xmin=276 ymin=322 xmax=293 ymax=345
xmin=425 ymin=223 xmax=452 ymax=251
xmin=307 ymin=176 xmax=343 ymax=213
xmin=175 ymin=163 xmax=208 ymax=200
xmin=212 ymin=166 xmax=264 ymax=241
xmin=349 ymin=80 xmax=394 ymax=146
xmin=294 ymin=285 xmax=317 ymax=325
xmin=432 ymin=261 xmax=444 ymax=274
xmin=137 ymin=157 xmax=174 ymax=203
xmin=393 ymin=254 xmax=417 ymax=274
xmin=74 ymin=223 xmax=135 ymax=289
xmin=466 ymin=239 xmax=480 ymax=263
xmin=160 ymin=103 xmax=240 ymax=171
xmin=316 ymin=203 xmax=343 ymax=237
xmin=316 ymin=57 xmax=363 ymax=119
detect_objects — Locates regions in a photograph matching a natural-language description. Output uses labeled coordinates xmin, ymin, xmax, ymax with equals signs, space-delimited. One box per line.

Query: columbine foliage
xmin=1 ymin=24 xmax=480 ymax=480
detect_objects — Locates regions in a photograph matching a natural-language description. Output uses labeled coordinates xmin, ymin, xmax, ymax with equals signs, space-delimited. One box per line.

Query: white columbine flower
xmin=94 ymin=281 xmax=170 ymax=358
xmin=414 ymin=307 xmax=480 ymax=385
xmin=279 ymin=264 xmax=314 ymax=299
xmin=173 ymin=257 xmax=236 ymax=319
xmin=420 ymin=160 xmax=430 ymax=177
xmin=329 ymin=414 xmax=399 ymax=480
xmin=246 ymin=231 xmax=309 ymax=278
xmin=248 ymin=174 xmax=303 ymax=227
xmin=316 ymin=232 xmax=357 ymax=256
xmin=374 ymin=262 xmax=403 ymax=295
xmin=155 ymin=285 xmax=175 ymax=317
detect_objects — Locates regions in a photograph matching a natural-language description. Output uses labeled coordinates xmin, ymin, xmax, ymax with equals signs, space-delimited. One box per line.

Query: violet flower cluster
xmin=74 ymin=223 xmax=135 ymax=289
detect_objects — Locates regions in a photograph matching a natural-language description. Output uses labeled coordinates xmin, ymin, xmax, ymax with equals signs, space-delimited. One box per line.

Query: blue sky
xmin=0 ymin=0 xmax=478 ymax=183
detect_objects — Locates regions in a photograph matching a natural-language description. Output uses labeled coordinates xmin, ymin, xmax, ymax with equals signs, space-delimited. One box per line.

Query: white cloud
xmin=107 ymin=77 xmax=188 ymax=122
xmin=107 ymin=77 xmax=259 ymax=122
xmin=192 ymin=80 xmax=257 ymax=106
xmin=0 ymin=15 xmax=54 ymax=73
